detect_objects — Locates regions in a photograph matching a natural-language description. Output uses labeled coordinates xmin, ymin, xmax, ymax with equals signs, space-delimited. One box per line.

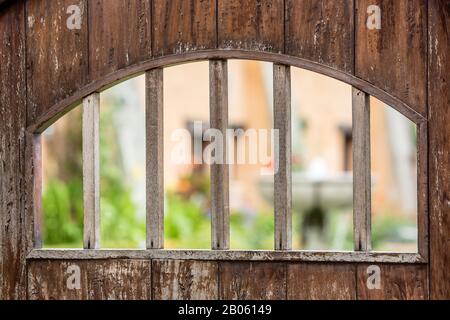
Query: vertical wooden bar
xmin=273 ymin=64 xmax=292 ymax=251
xmin=209 ymin=60 xmax=230 ymax=250
xmin=32 ymin=134 xmax=43 ymax=249
xmin=82 ymin=93 xmax=100 ymax=249
xmin=146 ymin=69 xmax=164 ymax=249
xmin=352 ymin=87 xmax=371 ymax=251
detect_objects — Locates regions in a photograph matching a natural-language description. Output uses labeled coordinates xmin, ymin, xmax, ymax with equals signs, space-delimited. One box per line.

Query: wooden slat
xmin=356 ymin=264 xmax=428 ymax=300
xmin=82 ymin=93 xmax=100 ymax=249
xmin=152 ymin=0 xmax=217 ymax=57
xmin=219 ymin=262 xmax=286 ymax=300
xmin=273 ymin=64 xmax=292 ymax=250
xmin=286 ymin=0 xmax=354 ymax=74
xmin=28 ymin=249 xmax=426 ymax=264
xmin=152 ymin=260 xmax=218 ymax=300
xmin=28 ymin=260 xmax=151 ymax=300
xmin=287 ymin=263 xmax=357 ymax=300
xmin=428 ymin=0 xmax=450 ymax=300
xmin=26 ymin=0 xmax=89 ymax=124
xmin=0 ymin=0 xmax=27 ymax=299
xmin=146 ymin=69 xmax=164 ymax=249
xmin=209 ymin=60 xmax=230 ymax=250
xmin=218 ymin=0 xmax=284 ymax=52
xmin=352 ymin=88 xmax=371 ymax=251
xmin=88 ymin=0 xmax=152 ymax=80
xmin=355 ymin=0 xmax=427 ymax=116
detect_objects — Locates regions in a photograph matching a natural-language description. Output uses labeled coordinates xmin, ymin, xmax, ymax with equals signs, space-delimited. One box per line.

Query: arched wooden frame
xmin=26 ymin=50 xmax=428 ymax=264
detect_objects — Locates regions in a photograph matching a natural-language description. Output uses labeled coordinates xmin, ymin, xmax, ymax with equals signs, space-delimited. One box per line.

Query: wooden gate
xmin=0 ymin=0 xmax=448 ymax=300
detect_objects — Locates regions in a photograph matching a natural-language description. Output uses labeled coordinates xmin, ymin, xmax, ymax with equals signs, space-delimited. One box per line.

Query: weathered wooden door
xmin=1 ymin=0 xmax=448 ymax=300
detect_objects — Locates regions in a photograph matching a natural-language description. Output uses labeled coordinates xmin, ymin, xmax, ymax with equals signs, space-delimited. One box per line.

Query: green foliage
xmin=42 ymin=179 xmax=83 ymax=245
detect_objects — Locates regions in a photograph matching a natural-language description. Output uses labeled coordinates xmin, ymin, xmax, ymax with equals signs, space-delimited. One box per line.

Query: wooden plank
xmin=218 ymin=0 xmax=284 ymax=52
xmin=0 ymin=0 xmax=27 ymax=300
xmin=286 ymin=0 xmax=354 ymax=74
xmin=357 ymin=264 xmax=428 ymax=300
xmin=352 ymin=88 xmax=371 ymax=251
xmin=152 ymin=260 xmax=218 ymax=300
xmin=219 ymin=262 xmax=286 ymax=300
xmin=287 ymin=263 xmax=356 ymax=300
xmin=152 ymin=0 xmax=217 ymax=57
xmin=26 ymin=0 xmax=89 ymax=124
xmin=428 ymin=0 xmax=450 ymax=300
xmin=146 ymin=69 xmax=164 ymax=249
xmin=28 ymin=249 xmax=426 ymax=264
xmin=88 ymin=0 xmax=152 ymax=80
xmin=28 ymin=260 xmax=151 ymax=300
xmin=82 ymin=93 xmax=100 ymax=249
xmin=273 ymin=64 xmax=291 ymax=250
xmin=209 ymin=60 xmax=229 ymax=250
xmin=355 ymin=0 xmax=427 ymax=116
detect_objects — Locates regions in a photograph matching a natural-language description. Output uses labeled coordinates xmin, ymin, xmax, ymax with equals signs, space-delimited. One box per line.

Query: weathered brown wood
xmin=26 ymin=50 xmax=426 ymax=134
xmin=428 ymin=0 xmax=450 ymax=300
xmin=218 ymin=0 xmax=284 ymax=52
xmin=146 ymin=69 xmax=164 ymax=249
xmin=273 ymin=64 xmax=291 ymax=250
xmin=357 ymin=264 xmax=428 ymax=300
xmin=28 ymin=249 xmax=426 ymax=264
xmin=88 ymin=0 xmax=152 ymax=80
xmin=26 ymin=0 xmax=89 ymax=124
xmin=209 ymin=60 xmax=229 ymax=250
xmin=417 ymin=122 xmax=428 ymax=260
xmin=152 ymin=0 xmax=216 ymax=57
xmin=30 ymin=134 xmax=42 ymax=249
xmin=0 ymin=0 xmax=27 ymax=300
xmin=219 ymin=262 xmax=286 ymax=300
xmin=28 ymin=260 xmax=151 ymax=299
xmin=356 ymin=0 xmax=427 ymax=116
xmin=286 ymin=0 xmax=354 ymax=74
xmin=82 ymin=93 xmax=100 ymax=249
xmin=352 ymin=88 xmax=371 ymax=251
xmin=287 ymin=263 xmax=356 ymax=300
xmin=152 ymin=260 xmax=218 ymax=300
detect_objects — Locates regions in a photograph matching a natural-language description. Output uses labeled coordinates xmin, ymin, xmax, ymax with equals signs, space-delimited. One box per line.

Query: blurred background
xmin=41 ymin=60 xmax=418 ymax=252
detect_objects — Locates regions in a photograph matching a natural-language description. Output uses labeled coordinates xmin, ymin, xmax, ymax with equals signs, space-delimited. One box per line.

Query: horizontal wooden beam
xmin=27 ymin=249 xmax=426 ymax=264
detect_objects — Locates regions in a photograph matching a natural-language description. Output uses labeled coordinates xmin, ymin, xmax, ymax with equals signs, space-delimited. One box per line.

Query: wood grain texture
xmin=356 ymin=0 xmax=427 ymax=116
xmin=152 ymin=0 xmax=216 ymax=57
xmin=209 ymin=60 xmax=229 ymax=250
xmin=152 ymin=260 xmax=218 ymax=300
xmin=82 ymin=93 xmax=100 ymax=249
xmin=26 ymin=0 xmax=89 ymax=124
xmin=88 ymin=0 xmax=151 ymax=80
xmin=28 ymin=249 xmax=426 ymax=264
xmin=274 ymin=64 xmax=292 ymax=250
xmin=0 ymin=0 xmax=27 ymax=300
xmin=286 ymin=0 xmax=354 ymax=74
xmin=146 ymin=69 xmax=164 ymax=249
xmin=428 ymin=0 xmax=450 ymax=300
xmin=357 ymin=264 xmax=428 ymax=300
xmin=287 ymin=263 xmax=356 ymax=300
xmin=219 ymin=262 xmax=286 ymax=300
xmin=352 ymin=88 xmax=371 ymax=251
xmin=218 ymin=0 xmax=284 ymax=52
xmin=28 ymin=260 xmax=151 ymax=300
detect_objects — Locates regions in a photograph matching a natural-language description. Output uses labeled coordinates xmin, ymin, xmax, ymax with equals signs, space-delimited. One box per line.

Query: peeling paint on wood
xmin=28 ymin=260 xmax=151 ymax=300
xmin=219 ymin=262 xmax=286 ymax=300
xmin=152 ymin=260 xmax=218 ymax=300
